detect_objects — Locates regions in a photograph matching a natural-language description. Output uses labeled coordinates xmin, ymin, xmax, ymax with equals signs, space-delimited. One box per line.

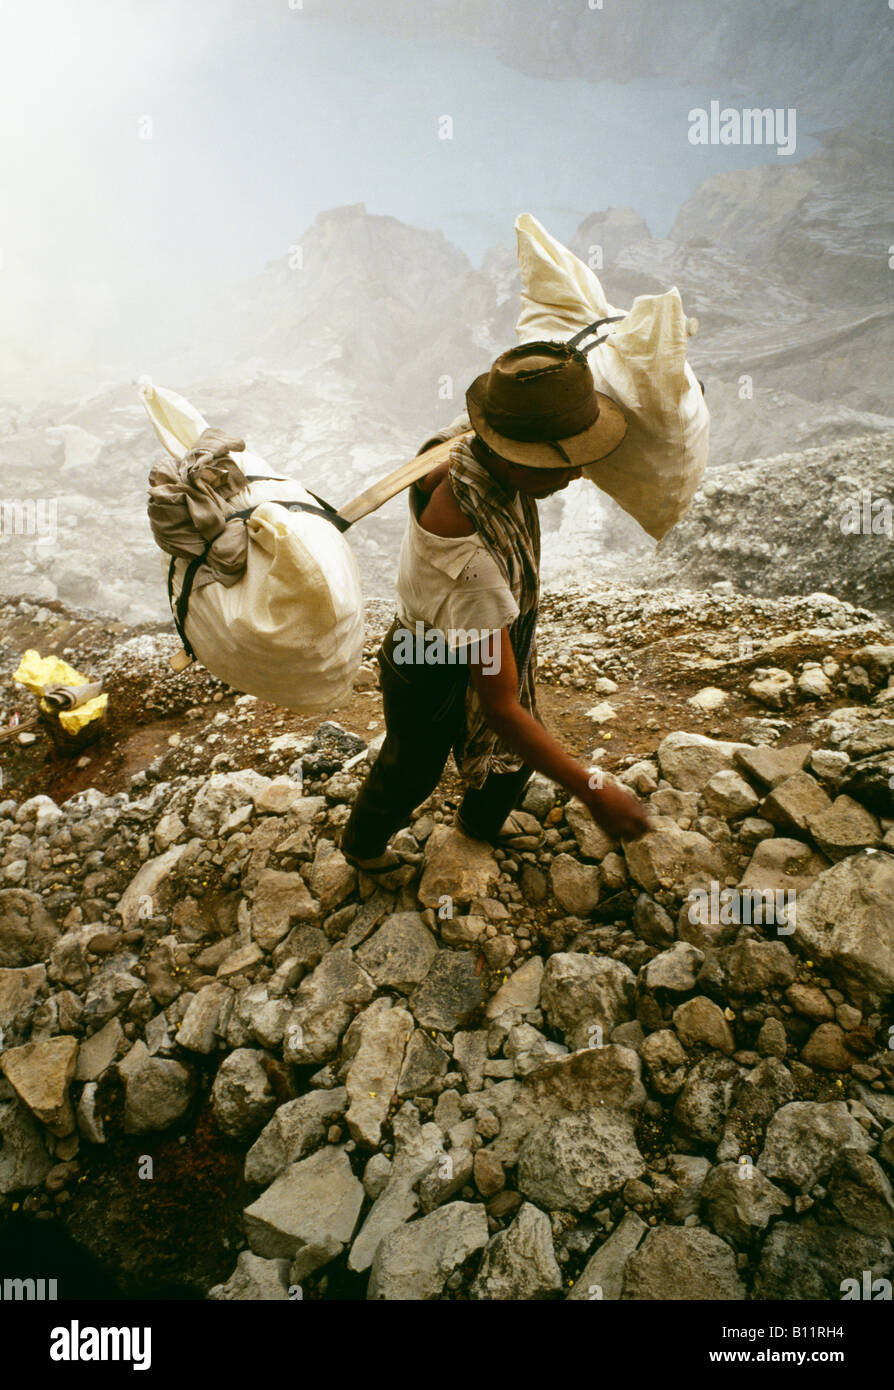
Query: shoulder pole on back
xmin=336 ymin=432 xmax=473 ymax=527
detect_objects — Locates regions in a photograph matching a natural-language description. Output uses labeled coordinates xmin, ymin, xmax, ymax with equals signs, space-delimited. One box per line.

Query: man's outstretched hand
xmin=583 ymin=782 xmax=652 ymax=841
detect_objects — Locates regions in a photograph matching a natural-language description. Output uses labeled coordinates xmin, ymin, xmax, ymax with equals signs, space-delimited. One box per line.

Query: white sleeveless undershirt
xmin=395 ymin=486 xmax=521 ymax=648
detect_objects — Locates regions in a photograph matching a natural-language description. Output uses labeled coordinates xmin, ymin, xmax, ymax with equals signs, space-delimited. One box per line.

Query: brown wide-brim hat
xmin=466 ymin=340 xmax=627 ymax=470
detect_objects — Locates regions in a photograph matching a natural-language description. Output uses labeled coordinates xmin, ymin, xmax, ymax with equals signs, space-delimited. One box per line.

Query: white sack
xmin=515 ymin=213 xmax=710 ymax=542
xmin=140 ymin=380 xmax=363 ymax=712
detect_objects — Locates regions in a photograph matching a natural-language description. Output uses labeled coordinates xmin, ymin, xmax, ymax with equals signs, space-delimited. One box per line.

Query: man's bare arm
xmin=468 ymin=628 xmax=651 ymax=840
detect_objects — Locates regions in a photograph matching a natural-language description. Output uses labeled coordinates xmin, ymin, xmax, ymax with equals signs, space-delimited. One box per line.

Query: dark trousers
xmin=341 ymin=618 xmax=532 ymax=860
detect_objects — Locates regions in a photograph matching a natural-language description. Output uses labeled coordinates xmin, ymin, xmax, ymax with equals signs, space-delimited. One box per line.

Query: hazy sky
xmin=1 ymin=0 xmax=821 ymax=401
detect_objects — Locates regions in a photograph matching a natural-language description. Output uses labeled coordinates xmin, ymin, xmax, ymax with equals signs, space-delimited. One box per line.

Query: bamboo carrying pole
xmin=0 ymin=716 xmax=38 ymax=742
xmin=335 ymin=432 xmax=473 ymax=527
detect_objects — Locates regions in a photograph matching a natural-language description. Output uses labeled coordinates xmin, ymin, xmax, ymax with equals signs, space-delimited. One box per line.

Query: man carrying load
xmin=341 ymin=340 xmax=651 ymax=874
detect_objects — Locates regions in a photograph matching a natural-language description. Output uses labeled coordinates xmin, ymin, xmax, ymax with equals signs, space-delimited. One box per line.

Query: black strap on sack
xmin=225 ymin=493 xmax=352 ymax=533
xmin=166 ymin=487 xmax=350 ymax=665
xmin=167 ymin=549 xmax=207 ymax=661
xmin=566 ymin=316 xmax=625 ymax=354
xmin=241 ymin=474 xmax=352 ymax=530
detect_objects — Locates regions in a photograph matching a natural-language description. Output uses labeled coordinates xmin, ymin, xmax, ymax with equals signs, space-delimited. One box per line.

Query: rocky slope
xmin=332 ymin=0 xmax=894 ymax=133
xmin=1 ymin=583 xmax=893 ymax=1299
xmin=577 ymin=129 xmax=894 ymax=466
xmin=1 ymin=129 xmax=891 ymax=619
xmin=645 ymin=431 xmax=894 ymax=619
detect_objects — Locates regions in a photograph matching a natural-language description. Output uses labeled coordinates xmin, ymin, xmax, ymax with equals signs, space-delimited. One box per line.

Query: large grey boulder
xmin=517 ymin=1107 xmax=645 ymax=1212
xmin=753 ymin=1217 xmax=892 ymax=1300
xmin=367 ymin=1202 xmax=489 ymax=1300
xmin=540 ymin=953 xmax=635 ymax=1049
xmin=117 ymin=1040 xmax=194 ymax=1135
xmin=697 ymin=939 xmax=796 ymax=996
xmin=758 ymin=1101 xmax=873 ymax=1191
xmin=522 ymin=1045 xmax=646 ymax=1114
xmin=621 ymin=1225 xmax=746 ymax=1300
xmin=700 ymin=1162 xmax=790 ymax=1244
xmin=463 ymin=1040 xmax=646 ymax=1175
xmin=251 ymin=869 xmax=319 ymax=952
xmin=208 ymin=1250 xmax=291 ymax=1300
xmin=624 ymin=817 xmax=725 ymax=896
xmin=702 ymin=770 xmax=760 ymax=821
xmin=355 ymin=913 xmax=438 ymax=990
xmin=348 ymin=1104 xmax=446 ymax=1273
xmin=0 ymin=890 xmax=59 ymax=968
xmin=343 ymin=998 xmax=414 ymax=1148
xmin=827 ymin=1149 xmax=894 ymax=1239
xmin=417 ymin=826 xmax=499 ymax=908
xmin=759 ymin=772 xmax=831 ymax=833
xmin=792 ymin=852 xmax=894 ymax=1003
xmin=549 ymin=855 xmax=602 ymax=915
xmin=409 ymin=951 xmax=483 ymax=1032
xmin=673 ymin=1055 xmax=742 ymax=1147
xmin=0 ymin=1096 xmax=53 ymax=1193
xmin=567 ymin=1211 xmax=647 ymax=1301
xmin=1 ymin=1035 xmax=78 ymax=1136
xmin=176 ymin=982 xmax=234 ymax=1054
xmin=470 ymin=1202 xmax=562 ymax=1300
xmin=211 ymin=1048 xmax=278 ymax=1140
xmin=245 ymin=1088 xmax=349 ymax=1187
xmin=738 ymin=836 xmax=830 ymax=896
xmin=244 ymin=1145 xmax=364 ymax=1278
xmin=734 ymin=743 xmax=812 ymax=789
xmin=807 ymin=797 xmax=882 ymax=861
xmin=282 ymin=947 xmax=375 ymax=1064
xmin=657 ymin=733 xmax=750 ymax=793
xmin=640 ymin=942 xmax=704 ymax=995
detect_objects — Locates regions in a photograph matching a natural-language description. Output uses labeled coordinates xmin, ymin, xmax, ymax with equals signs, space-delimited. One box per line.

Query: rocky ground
xmin=646 ymin=432 xmax=894 ymax=619
xmin=3 ymin=129 xmax=892 ymax=623
xmin=1 ymin=582 xmax=894 ymax=1300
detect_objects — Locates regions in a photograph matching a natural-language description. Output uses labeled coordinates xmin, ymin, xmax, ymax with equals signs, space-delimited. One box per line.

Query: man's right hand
xmin=583 ymin=782 xmax=652 ymax=841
